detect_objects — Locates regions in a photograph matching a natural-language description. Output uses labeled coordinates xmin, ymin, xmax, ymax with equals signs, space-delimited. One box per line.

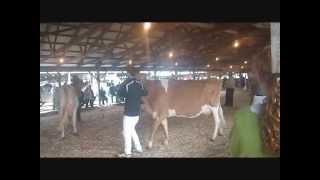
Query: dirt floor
xmin=40 ymin=88 xmax=251 ymax=158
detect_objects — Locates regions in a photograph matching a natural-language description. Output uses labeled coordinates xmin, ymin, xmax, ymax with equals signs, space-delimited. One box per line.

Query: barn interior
xmin=40 ymin=22 xmax=279 ymax=157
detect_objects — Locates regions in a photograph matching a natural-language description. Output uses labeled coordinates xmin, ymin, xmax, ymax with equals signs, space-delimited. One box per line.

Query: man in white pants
xmin=117 ymin=70 xmax=148 ymax=157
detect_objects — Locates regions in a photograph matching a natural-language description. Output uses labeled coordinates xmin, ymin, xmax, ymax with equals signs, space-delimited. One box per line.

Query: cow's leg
xmin=210 ymin=106 xmax=221 ymax=141
xmin=218 ymin=104 xmax=225 ymax=136
xmin=161 ymin=118 xmax=169 ymax=146
xmin=72 ymin=99 xmax=79 ymax=135
xmin=147 ymin=117 xmax=162 ymax=149
xmin=59 ymin=112 xmax=68 ymax=139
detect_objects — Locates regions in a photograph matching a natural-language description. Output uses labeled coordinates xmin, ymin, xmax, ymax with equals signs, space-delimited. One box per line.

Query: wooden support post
xmin=154 ymin=70 xmax=157 ymax=80
xmin=271 ymin=23 xmax=280 ymax=74
xmin=192 ymin=69 xmax=195 ymax=80
xmin=175 ymin=70 xmax=178 ymax=80
xmin=57 ymin=71 xmax=61 ymax=87
xmin=67 ymin=72 xmax=71 ymax=84
xmin=97 ymin=68 xmax=101 ymax=106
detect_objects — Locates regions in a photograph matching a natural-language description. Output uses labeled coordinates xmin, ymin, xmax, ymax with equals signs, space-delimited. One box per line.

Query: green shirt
xmin=229 ymin=106 xmax=266 ymax=157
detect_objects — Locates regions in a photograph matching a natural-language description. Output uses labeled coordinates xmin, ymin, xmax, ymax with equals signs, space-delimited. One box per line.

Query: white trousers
xmin=122 ymin=115 xmax=142 ymax=154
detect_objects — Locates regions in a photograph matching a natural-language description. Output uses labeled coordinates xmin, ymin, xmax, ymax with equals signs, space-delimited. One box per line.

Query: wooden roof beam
xmin=54 ymin=24 xmax=103 ymax=56
xmin=78 ymin=24 xmax=113 ymax=66
xmin=40 ymin=26 xmax=76 ymax=36
xmin=85 ymin=24 xmax=138 ymax=64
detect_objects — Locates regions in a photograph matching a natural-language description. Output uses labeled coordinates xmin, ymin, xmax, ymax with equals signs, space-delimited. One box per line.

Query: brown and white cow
xmin=56 ymin=81 xmax=88 ymax=139
xmin=141 ymin=79 xmax=225 ymax=149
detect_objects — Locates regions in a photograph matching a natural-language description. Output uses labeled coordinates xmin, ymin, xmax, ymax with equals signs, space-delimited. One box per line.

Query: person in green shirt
xmin=229 ymin=93 xmax=267 ymax=157
xmin=229 ymin=46 xmax=279 ymax=157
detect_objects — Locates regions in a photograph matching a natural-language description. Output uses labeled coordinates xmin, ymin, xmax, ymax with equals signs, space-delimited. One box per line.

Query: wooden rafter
xmin=40 ymin=26 xmax=76 ymax=36
xmin=85 ymin=24 xmax=138 ymax=64
xmin=41 ymin=23 xmax=271 ymax=70
xmin=54 ymin=24 xmax=102 ymax=56
xmin=79 ymin=24 xmax=114 ymax=61
xmin=40 ymin=41 xmax=127 ymax=50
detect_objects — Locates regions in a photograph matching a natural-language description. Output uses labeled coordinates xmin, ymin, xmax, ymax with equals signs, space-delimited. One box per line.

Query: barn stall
xmin=40 ymin=22 xmax=278 ymax=157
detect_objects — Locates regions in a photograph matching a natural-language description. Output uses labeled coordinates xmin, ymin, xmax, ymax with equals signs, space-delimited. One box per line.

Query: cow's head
xmin=71 ymin=75 xmax=89 ymax=92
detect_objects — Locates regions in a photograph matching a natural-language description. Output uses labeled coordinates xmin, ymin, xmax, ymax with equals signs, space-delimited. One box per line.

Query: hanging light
xmin=215 ymin=57 xmax=219 ymax=61
xmin=244 ymin=60 xmax=248 ymax=64
xmin=144 ymin=22 xmax=151 ymax=31
xmin=129 ymin=59 xmax=132 ymax=65
xmin=241 ymin=65 xmax=244 ymax=69
xmin=206 ymin=64 xmax=210 ymax=68
xmin=233 ymin=40 xmax=239 ymax=48
xmin=229 ymin=65 xmax=233 ymax=69
xmin=175 ymin=62 xmax=178 ymax=66
xmin=169 ymin=51 xmax=173 ymax=58
xmin=59 ymin=58 xmax=64 ymax=63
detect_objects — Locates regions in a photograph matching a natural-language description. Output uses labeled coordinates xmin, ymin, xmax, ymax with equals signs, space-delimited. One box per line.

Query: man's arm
xmin=118 ymin=80 xmax=131 ymax=98
xmin=139 ymin=81 xmax=148 ymax=96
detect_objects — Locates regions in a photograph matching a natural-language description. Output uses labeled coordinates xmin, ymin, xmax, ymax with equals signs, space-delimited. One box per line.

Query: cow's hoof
xmin=72 ymin=132 xmax=79 ymax=136
xmin=60 ymin=136 xmax=65 ymax=140
xmin=210 ymin=137 xmax=216 ymax=142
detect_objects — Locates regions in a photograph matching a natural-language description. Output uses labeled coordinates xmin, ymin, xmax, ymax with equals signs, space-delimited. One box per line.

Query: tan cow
xmin=141 ymin=79 xmax=225 ymax=149
xmin=56 ymin=80 xmax=88 ymax=139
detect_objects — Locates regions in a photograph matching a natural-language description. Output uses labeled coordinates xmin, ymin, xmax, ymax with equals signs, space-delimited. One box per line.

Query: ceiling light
xmin=169 ymin=51 xmax=173 ymax=58
xmin=144 ymin=22 xmax=151 ymax=31
xmin=233 ymin=40 xmax=239 ymax=48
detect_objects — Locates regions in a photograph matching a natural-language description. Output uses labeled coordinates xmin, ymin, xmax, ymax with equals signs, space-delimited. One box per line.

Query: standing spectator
xmin=109 ymin=84 xmax=116 ymax=104
xmin=105 ymin=82 xmax=111 ymax=106
xmin=224 ymin=73 xmax=236 ymax=107
xmin=84 ymin=85 xmax=95 ymax=109
xmin=99 ymin=88 xmax=108 ymax=106
xmin=115 ymin=82 xmax=122 ymax=103
xmin=240 ymin=74 xmax=245 ymax=89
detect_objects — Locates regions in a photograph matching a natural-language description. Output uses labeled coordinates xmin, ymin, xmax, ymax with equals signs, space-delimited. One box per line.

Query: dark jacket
xmin=118 ymin=78 xmax=148 ymax=116
xmin=109 ymin=86 xmax=116 ymax=96
xmin=99 ymin=89 xmax=106 ymax=97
